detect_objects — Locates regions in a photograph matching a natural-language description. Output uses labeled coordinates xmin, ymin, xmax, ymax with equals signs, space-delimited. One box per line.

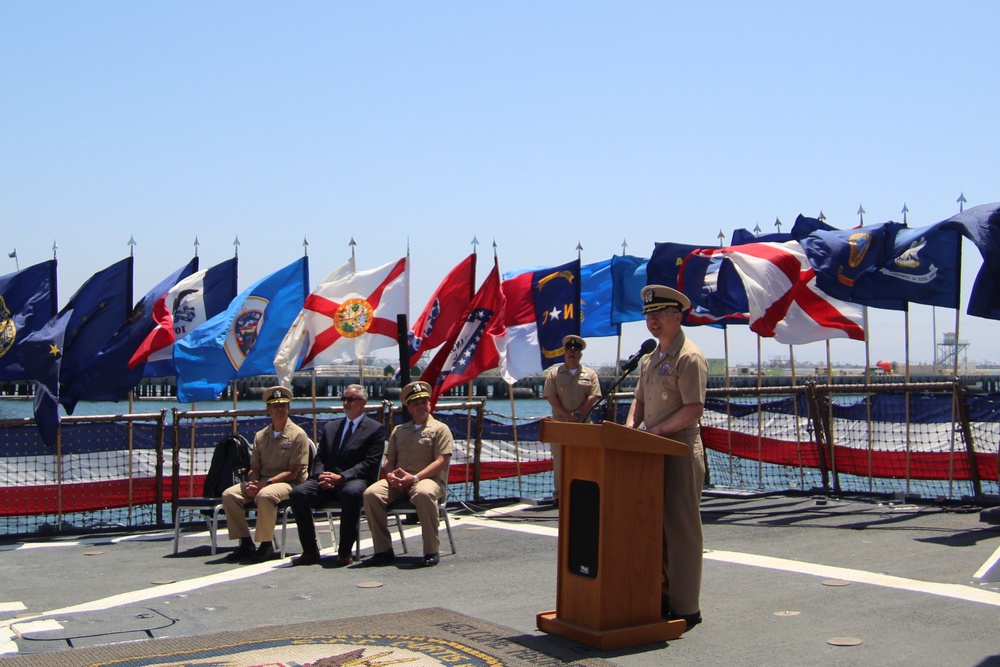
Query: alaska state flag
xmin=13 ymin=310 xmax=70 ymax=446
xmin=497 ymin=259 xmax=579 ymax=383
xmin=130 ymin=257 xmax=239 ymax=377
xmin=580 ymin=258 xmax=619 ymax=338
xmin=175 ymin=257 xmax=308 ymax=403
xmin=58 ymin=257 xmax=203 ymax=411
xmin=0 ymin=260 xmax=57 ymax=380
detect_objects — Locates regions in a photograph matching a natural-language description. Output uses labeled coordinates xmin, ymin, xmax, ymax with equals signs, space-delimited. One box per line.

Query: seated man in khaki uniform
xmin=362 ymin=380 xmax=453 ymax=567
xmin=221 ymin=385 xmax=310 ymax=563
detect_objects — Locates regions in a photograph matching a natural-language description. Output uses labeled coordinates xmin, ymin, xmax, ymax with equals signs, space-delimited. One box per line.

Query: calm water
xmin=0 ymin=396 xmax=556 ymax=422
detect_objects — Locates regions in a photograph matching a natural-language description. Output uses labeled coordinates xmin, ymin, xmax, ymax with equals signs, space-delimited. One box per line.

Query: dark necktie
xmin=340 ymin=420 xmax=354 ymax=453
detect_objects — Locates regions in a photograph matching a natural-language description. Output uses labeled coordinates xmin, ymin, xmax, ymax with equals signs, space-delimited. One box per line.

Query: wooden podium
xmin=536 ymin=419 xmax=690 ymax=650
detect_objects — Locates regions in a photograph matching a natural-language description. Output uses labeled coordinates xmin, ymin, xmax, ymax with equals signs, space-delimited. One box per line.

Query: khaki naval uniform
xmin=542 ymin=363 xmax=601 ymax=498
xmin=363 ymin=414 xmax=453 ymax=555
xmin=222 ymin=422 xmax=310 ymax=543
xmin=635 ymin=330 xmax=707 ymax=617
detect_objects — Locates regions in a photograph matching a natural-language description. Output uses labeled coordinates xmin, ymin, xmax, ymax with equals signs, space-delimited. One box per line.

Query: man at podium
xmin=627 ymin=284 xmax=708 ymax=630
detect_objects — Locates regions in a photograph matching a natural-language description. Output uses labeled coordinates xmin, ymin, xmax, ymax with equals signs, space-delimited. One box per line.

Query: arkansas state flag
xmin=408 ymin=253 xmax=476 ymax=366
xmin=419 ymin=257 xmax=504 ymax=409
xmin=497 ymin=259 xmax=579 ymax=383
xmin=718 ymin=241 xmax=865 ymax=345
xmin=128 ymin=257 xmax=239 ymax=375
xmin=273 ymin=257 xmax=407 ymax=386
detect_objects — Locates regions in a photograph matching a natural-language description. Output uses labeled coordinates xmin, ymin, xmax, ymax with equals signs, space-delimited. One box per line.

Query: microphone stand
xmin=582 ymin=361 xmax=643 ymax=424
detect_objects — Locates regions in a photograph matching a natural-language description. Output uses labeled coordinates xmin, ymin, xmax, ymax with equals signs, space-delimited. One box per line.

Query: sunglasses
xmin=342 ymin=396 xmax=362 ymax=403
xmin=565 ymin=343 xmax=583 ymax=351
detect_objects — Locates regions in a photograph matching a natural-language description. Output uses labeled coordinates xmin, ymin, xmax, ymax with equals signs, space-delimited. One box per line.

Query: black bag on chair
xmin=202 ymin=435 xmax=252 ymax=498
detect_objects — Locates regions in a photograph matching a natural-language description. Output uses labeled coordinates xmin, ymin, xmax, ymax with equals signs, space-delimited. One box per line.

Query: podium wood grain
xmin=536 ymin=420 xmax=689 ymax=650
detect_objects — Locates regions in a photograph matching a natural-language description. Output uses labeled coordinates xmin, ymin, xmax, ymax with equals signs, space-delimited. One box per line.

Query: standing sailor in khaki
xmin=542 ymin=334 xmax=602 ymax=503
xmin=221 ymin=385 xmax=310 ymax=562
xmin=362 ymin=381 xmax=453 ymax=567
xmin=627 ymin=285 xmax=707 ymax=630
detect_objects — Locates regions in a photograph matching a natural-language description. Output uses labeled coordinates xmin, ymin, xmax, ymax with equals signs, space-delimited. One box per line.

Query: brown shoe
xmin=291 ymin=550 xmax=321 ymax=566
xmin=335 ymin=555 xmax=354 ymax=567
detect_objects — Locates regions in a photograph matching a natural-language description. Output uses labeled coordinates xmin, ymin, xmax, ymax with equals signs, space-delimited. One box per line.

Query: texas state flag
xmin=496 ymin=259 xmax=579 ymax=383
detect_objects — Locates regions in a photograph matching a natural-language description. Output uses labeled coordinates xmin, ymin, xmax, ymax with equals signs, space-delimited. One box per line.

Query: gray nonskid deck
xmin=2 ymin=495 xmax=999 ymax=667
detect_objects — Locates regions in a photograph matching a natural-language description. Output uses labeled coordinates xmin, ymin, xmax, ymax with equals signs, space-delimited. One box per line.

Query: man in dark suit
xmin=289 ymin=384 xmax=385 ymax=566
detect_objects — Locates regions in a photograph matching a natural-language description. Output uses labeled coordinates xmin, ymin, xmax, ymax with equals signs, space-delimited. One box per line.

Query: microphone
xmin=620 ymin=339 xmax=657 ymax=374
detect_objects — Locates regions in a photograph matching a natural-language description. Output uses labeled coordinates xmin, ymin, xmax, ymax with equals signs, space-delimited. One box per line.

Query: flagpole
xmin=508 ymin=383 xmax=523 ymax=498
xmin=901 ymin=203 xmax=913 ymax=496
xmin=464 ymin=238 xmax=479 ymax=500
xmin=8 ymin=249 xmax=18 ymax=271
xmin=755 ymin=334 xmax=763 ymax=489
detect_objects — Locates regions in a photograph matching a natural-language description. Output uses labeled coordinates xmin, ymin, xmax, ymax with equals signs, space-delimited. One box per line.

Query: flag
xmin=940 ymin=202 xmax=1000 ymax=319
xmin=610 ymin=255 xmax=648 ymax=325
xmin=677 ymin=248 xmax=750 ymax=326
xmin=272 ymin=257 xmax=407 ymax=387
xmin=7 ymin=250 xmax=16 ymax=259
xmin=717 ymin=241 xmax=865 ymax=344
xmin=647 ymin=242 xmax=702 ymax=288
xmin=272 ymin=258 xmax=355 ymax=386
xmin=496 ymin=259 xmax=579 ymax=383
xmin=408 ymin=253 xmax=476 ymax=366
xmin=867 ymin=221 xmax=961 ymax=309
xmin=57 ymin=258 xmax=204 ymax=411
xmin=580 ymin=258 xmax=619 ymax=338
xmin=0 ymin=260 xmax=57 ymax=380
xmin=129 ymin=257 xmax=238 ymax=375
xmin=792 ymin=216 xmax=907 ymax=311
xmin=648 ymin=242 xmax=745 ymax=326
xmin=15 ymin=257 xmax=131 ymax=439
xmin=13 ymin=310 xmax=70 ymax=446
xmin=420 ymin=257 xmax=504 ymax=409
xmin=175 ymin=257 xmax=309 ymax=402
xmin=57 ymin=257 xmax=133 ymax=396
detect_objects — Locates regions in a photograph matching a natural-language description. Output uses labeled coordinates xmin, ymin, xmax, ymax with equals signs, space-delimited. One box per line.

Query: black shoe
xmin=251 ymin=542 xmax=276 ymax=562
xmin=361 ymin=550 xmax=395 ymax=566
xmin=224 ymin=542 xmax=256 ymax=562
xmin=291 ymin=550 xmax=321 ymax=566
xmin=423 ymin=553 xmax=440 ymax=567
xmin=666 ymin=609 xmax=702 ymax=630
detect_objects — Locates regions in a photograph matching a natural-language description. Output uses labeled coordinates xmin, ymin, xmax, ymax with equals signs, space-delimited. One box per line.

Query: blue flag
xmin=0 ymin=260 xmax=58 ymax=380
xmin=861 ymin=221 xmax=961 ymax=309
xmin=175 ymin=257 xmax=308 ymax=402
xmin=580 ymin=258 xmax=619 ymax=338
xmin=58 ymin=257 xmax=133 ymax=396
xmin=59 ymin=257 xmax=201 ymax=411
xmin=677 ymin=249 xmax=749 ymax=325
xmin=647 ymin=242 xmax=702 ymax=288
xmin=610 ymin=255 xmax=648 ymax=325
xmin=940 ymin=202 xmax=1000 ymax=319
xmin=14 ymin=310 xmax=70 ymax=446
xmin=792 ymin=216 xmax=907 ymax=311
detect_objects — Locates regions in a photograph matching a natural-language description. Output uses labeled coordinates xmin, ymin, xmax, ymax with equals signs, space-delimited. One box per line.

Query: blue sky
xmin=3 ymin=2 xmax=999 ymax=369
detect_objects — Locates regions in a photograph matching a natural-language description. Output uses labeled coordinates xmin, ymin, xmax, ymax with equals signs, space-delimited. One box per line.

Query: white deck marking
xmin=0 ymin=603 xmax=27 ymax=614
